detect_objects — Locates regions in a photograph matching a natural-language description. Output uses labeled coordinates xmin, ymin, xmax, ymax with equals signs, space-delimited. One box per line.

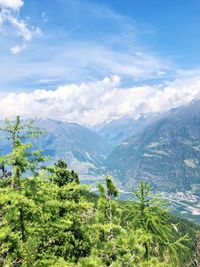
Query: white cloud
xmin=0 ymin=0 xmax=41 ymax=53
xmin=0 ymin=0 xmax=172 ymax=87
xmin=0 ymin=0 xmax=23 ymax=11
xmin=10 ymin=44 xmax=26 ymax=54
xmin=0 ymin=76 xmax=200 ymax=125
xmin=7 ymin=15 xmax=32 ymax=41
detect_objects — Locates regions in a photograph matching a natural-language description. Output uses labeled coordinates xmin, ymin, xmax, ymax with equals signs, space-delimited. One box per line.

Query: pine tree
xmin=45 ymin=159 xmax=79 ymax=187
xmin=124 ymin=181 xmax=188 ymax=265
xmin=0 ymin=116 xmax=45 ymax=186
xmin=31 ymin=163 xmax=93 ymax=264
xmin=98 ymin=176 xmax=119 ymax=240
xmin=89 ymin=176 xmax=122 ymax=265
xmin=0 ymin=116 xmax=46 ymax=265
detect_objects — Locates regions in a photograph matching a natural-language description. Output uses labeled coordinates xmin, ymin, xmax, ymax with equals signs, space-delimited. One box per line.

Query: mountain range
xmin=106 ymin=100 xmax=200 ymax=194
xmin=1 ymin=100 xmax=199 ymax=195
xmin=35 ymin=100 xmax=200 ymax=195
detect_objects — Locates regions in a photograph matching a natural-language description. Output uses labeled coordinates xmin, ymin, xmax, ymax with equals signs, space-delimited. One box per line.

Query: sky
xmin=0 ymin=0 xmax=200 ymax=125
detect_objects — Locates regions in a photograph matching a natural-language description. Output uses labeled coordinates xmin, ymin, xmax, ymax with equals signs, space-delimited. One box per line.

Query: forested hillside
xmin=0 ymin=116 xmax=199 ymax=267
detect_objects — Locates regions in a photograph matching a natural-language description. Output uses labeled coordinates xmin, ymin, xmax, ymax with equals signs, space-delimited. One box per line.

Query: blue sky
xmin=103 ymin=0 xmax=200 ymax=67
xmin=0 ymin=0 xmax=200 ymax=124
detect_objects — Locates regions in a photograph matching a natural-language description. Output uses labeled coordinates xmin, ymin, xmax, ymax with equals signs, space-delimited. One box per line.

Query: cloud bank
xmin=1 ymin=76 xmax=200 ymax=125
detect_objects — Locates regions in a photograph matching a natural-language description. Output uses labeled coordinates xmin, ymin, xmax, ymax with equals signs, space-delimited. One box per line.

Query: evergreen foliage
xmin=45 ymin=160 xmax=79 ymax=187
xmin=0 ymin=116 xmax=199 ymax=266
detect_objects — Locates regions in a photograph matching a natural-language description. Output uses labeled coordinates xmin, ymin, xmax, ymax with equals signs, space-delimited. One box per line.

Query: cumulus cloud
xmin=0 ymin=76 xmax=200 ymax=125
xmin=0 ymin=0 xmax=41 ymax=53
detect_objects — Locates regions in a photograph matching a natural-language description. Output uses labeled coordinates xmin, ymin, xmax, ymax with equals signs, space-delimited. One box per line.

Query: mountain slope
xmin=106 ymin=101 xmax=200 ymax=193
xmin=34 ymin=118 xmax=112 ymax=166
xmin=93 ymin=115 xmax=159 ymax=147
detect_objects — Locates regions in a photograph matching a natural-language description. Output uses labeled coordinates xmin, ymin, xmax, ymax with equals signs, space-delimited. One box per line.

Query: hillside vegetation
xmin=0 ymin=117 xmax=199 ymax=267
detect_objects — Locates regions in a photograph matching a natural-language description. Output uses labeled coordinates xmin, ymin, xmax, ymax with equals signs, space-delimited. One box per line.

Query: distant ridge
xmin=34 ymin=118 xmax=112 ymax=166
xmin=106 ymin=100 xmax=200 ymax=193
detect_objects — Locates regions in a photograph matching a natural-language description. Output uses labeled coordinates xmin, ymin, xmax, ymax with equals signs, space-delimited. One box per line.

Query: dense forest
xmin=0 ymin=117 xmax=200 ymax=267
